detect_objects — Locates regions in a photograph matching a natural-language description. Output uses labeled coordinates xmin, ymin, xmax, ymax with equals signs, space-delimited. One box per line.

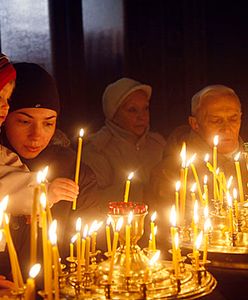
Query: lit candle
xmin=70 ymin=234 xmax=77 ymax=260
xmin=233 ymin=188 xmax=239 ymax=222
xmin=125 ymin=211 xmax=133 ymax=277
xmin=49 ymin=221 xmax=59 ymax=300
xmin=174 ymin=232 xmax=180 ymax=278
xmin=30 ymin=172 xmax=42 ymax=266
xmin=106 ymin=217 xmax=112 ymax=255
xmin=179 ymin=142 xmax=187 ymax=222
xmin=175 ymin=181 xmax=181 ymax=218
xmin=227 ymin=192 xmax=234 ymax=235
xmin=190 ymin=154 xmax=204 ymax=204
xmin=203 ymin=175 xmax=208 ymax=207
xmin=234 ymin=152 xmax=244 ymax=203
xmin=72 ymin=128 xmax=84 ymax=210
xmin=3 ymin=213 xmax=20 ymax=289
xmin=85 ymin=233 xmax=91 ymax=272
xmin=204 ymin=154 xmax=214 ymax=173
xmin=108 ymin=217 xmax=123 ymax=284
xmin=24 ymin=264 xmax=41 ymax=300
xmin=81 ymin=224 xmax=88 ymax=264
xmin=213 ymin=135 xmax=219 ymax=200
xmin=194 ymin=231 xmax=203 ymax=270
xmin=193 ymin=200 xmax=199 ymax=248
xmin=150 ymin=212 xmax=157 ymax=251
xmin=148 ymin=233 xmax=152 ymax=251
xmin=89 ymin=220 xmax=98 ymax=254
xmin=40 ymin=192 xmax=51 ymax=297
xmin=76 ymin=218 xmax=82 ymax=282
xmin=170 ymin=205 xmax=178 ymax=276
xmin=203 ymin=218 xmax=211 ymax=264
xmin=124 ymin=172 xmax=134 ymax=202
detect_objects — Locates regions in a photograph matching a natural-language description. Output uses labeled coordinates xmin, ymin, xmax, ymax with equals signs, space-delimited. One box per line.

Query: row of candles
xmin=178 ymin=135 xmax=245 ymax=225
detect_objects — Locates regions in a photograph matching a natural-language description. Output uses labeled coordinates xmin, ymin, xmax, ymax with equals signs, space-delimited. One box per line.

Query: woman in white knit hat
xmin=83 ymin=77 xmax=166 ymax=208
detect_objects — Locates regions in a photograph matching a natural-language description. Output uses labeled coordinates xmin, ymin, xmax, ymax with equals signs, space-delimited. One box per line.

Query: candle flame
xmin=193 ymin=200 xmax=199 ymax=224
xmin=195 ymin=231 xmax=203 ymax=250
xmin=41 ymin=166 xmax=49 ymax=182
xmin=128 ymin=172 xmax=134 ymax=180
xmin=227 ymin=192 xmax=233 ymax=207
xmin=154 ymin=225 xmax=158 ymax=235
xmin=76 ymin=217 xmax=82 ymax=232
xmin=128 ymin=211 xmax=133 ymax=225
xmin=0 ymin=231 xmax=2 ymax=242
xmin=175 ymin=181 xmax=181 ymax=191
xmin=203 ymin=175 xmax=208 ymax=185
xmin=29 ymin=263 xmax=41 ymax=279
xmin=227 ymin=176 xmax=233 ymax=189
xmin=213 ymin=135 xmax=219 ymax=146
xmin=0 ymin=211 xmax=3 ymax=227
xmin=149 ymin=233 xmax=152 ymax=241
xmin=71 ymin=234 xmax=77 ymax=244
xmin=180 ymin=142 xmax=187 ymax=168
xmin=233 ymin=188 xmax=238 ymax=200
xmin=204 ymin=153 xmax=209 ymax=162
xmin=151 ymin=211 xmax=157 ymax=222
xmin=0 ymin=195 xmax=9 ymax=212
xmin=37 ymin=171 xmax=43 ymax=184
xmin=83 ymin=224 xmax=88 ymax=238
xmin=204 ymin=218 xmax=211 ymax=232
xmin=89 ymin=220 xmax=98 ymax=235
xmin=189 ymin=153 xmax=197 ymax=165
xmin=116 ymin=217 xmax=123 ymax=231
xmin=234 ymin=151 xmax=241 ymax=162
xmin=79 ymin=128 xmax=84 ymax=137
xmin=149 ymin=250 xmax=160 ymax=266
xmin=216 ymin=167 xmax=220 ymax=175
xmin=170 ymin=205 xmax=177 ymax=227
xmin=175 ymin=232 xmax=179 ymax=249
xmin=106 ymin=216 xmax=112 ymax=226
xmin=191 ymin=182 xmax=196 ymax=193
xmin=40 ymin=192 xmax=46 ymax=209
xmin=96 ymin=221 xmax=103 ymax=232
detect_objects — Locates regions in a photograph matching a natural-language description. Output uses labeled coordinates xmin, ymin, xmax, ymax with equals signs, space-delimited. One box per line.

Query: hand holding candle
xmin=72 ymin=128 xmax=84 ymax=210
xmin=124 ymin=172 xmax=134 ymax=202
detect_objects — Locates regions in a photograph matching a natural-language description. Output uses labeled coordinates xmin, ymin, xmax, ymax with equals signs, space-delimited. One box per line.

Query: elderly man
xmin=149 ymin=84 xmax=247 ymax=220
xmin=83 ymin=77 xmax=166 ymax=207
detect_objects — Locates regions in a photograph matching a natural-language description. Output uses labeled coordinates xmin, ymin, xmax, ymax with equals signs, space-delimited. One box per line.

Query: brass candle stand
xmin=181 ymin=198 xmax=248 ymax=269
xmin=57 ymin=202 xmax=216 ymax=299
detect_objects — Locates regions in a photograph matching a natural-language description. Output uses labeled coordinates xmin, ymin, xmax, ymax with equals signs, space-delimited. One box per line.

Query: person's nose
xmin=29 ymin=123 xmax=42 ymax=139
xmin=0 ymin=97 xmax=10 ymax=111
xmin=219 ymin=120 xmax=232 ymax=134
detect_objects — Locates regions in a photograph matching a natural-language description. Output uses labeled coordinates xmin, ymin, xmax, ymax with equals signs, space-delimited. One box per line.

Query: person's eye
xmin=17 ymin=119 xmax=30 ymax=125
xmin=127 ymin=107 xmax=137 ymax=113
xmin=44 ymin=122 xmax=55 ymax=127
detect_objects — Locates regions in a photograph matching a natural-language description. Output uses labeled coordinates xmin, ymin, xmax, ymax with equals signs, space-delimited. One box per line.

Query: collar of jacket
xmin=105 ymin=119 xmax=149 ymax=147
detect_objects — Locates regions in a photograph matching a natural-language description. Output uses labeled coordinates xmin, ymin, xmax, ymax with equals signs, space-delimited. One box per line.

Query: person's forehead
xmin=201 ymin=95 xmax=241 ymax=114
xmin=123 ymin=90 xmax=149 ymax=106
xmin=13 ymin=107 xmax=57 ymax=119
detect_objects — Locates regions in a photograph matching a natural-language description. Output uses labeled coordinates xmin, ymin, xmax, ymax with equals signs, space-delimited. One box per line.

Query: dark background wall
xmin=1 ymin=0 xmax=248 ymax=142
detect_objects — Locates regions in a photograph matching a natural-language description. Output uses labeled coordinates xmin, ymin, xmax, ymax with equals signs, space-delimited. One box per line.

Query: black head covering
xmin=10 ymin=62 xmax=60 ymax=114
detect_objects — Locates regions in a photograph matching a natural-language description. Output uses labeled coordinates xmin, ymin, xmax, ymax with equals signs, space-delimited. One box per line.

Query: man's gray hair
xmin=191 ymin=84 xmax=240 ymax=116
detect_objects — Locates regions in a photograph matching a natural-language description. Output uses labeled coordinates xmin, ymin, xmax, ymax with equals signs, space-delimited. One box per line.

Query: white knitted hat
xmin=102 ymin=77 xmax=152 ymax=120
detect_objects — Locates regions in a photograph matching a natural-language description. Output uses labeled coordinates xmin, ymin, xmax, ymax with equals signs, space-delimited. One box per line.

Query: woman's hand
xmin=0 ymin=275 xmax=15 ymax=290
xmin=47 ymin=178 xmax=79 ymax=205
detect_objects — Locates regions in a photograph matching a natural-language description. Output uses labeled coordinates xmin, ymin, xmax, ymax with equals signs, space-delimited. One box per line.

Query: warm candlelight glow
xmin=151 ymin=211 xmax=157 ymax=222
xmin=180 ymin=142 xmax=187 ymax=168
xmin=0 ymin=195 xmax=8 ymax=212
xmin=40 ymin=192 xmax=46 ymax=208
xmin=227 ymin=176 xmax=233 ymax=190
xmin=213 ymin=135 xmax=219 ymax=146
xmin=71 ymin=234 xmax=77 ymax=244
xmin=49 ymin=220 xmax=57 ymax=245
xmin=76 ymin=217 xmax=82 ymax=232
xmin=149 ymin=250 xmax=160 ymax=266
xmin=41 ymin=166 xmax=49 ymax=182
xmin=176 ymin=181 xmax=181 ymax=191
xmin=128 ymin=172 xmax=134 ymax=180
xmin=193 ymin=200 xmax=199 ymax=224
xmin=191 ymin=183 xmax=196 ymax=193
xmin=233 ymin=188 xmax=238 ymax=199
xmin=227 ymin=192 xmax=232 ymax=207
xmin=128 ymin=211 xmax=134 ymax=224
xmin=204 ymin=175 xmax=208 ymax=185
xmin=116 ymin=217 xmax=124 ymax=231
xmin=79 ymin=128 xmax=85 ymax=138
xmin=124 ymin=172 xmax=134 ymax=202
xmin=37 ymin=171 xmax=43 ymax=184
xmin=234 ymin=151 xmax=241 ymax=161
xmin=204 ymin=206 xmax=209 ymax=219
xmin=204 ymin=218 xmax=211 ymax=232
xmin=204 ymin=153 xmax=209 ymax=162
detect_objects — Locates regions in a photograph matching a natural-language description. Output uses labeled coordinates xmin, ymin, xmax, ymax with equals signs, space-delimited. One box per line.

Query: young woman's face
xmin=113 ymin=90 xmax=150 ymax=137
xmin=5 ymin=107 xmax=57 ymax=159
xmin=0 ymin=81 xmax=15 ymax=126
